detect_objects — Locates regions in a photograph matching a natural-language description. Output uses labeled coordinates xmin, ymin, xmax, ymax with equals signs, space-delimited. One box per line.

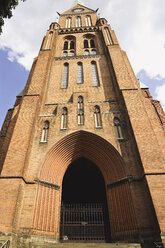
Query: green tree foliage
xmin=0 ymin=0 xmax=25 ymax=34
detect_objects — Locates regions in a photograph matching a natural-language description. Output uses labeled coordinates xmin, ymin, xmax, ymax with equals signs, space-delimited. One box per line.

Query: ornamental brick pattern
xmin=0 ymin=2 xmax=165 ymax=247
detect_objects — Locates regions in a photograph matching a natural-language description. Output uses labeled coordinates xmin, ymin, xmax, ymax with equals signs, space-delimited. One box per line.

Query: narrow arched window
xmin=94 ymin=106 xmax=102 ymax=128
xmin=84 ymin=40 xmax=88 ymax=48
xmin=76 ymin=16 xmax=81 ymax=27
xmin=70 ymin=50 xmax=75 ymax=56
xmin=114 ymin=117 xmax=123 ymax=139
xmin=70 ymin=41 xmax=74 ymax=49
xmin=90 ymin=39 xmax=95 ymax=48
xmin=84 ymin=49 xmax=89 ymax=55
xmin=78 ymin=96 xmax=84 ymax=110
xmin=104 ymin=27 xmax=113 ymax=45
xmin=85 ymin=15 xmax=92 ymax=26
xmin=63 ymin=51 xmax=68 ymax=57
xmin=64 ymin=41 xmax=68 ymax=50
xmin=77 ymin=62 xmax=83 ymax=84
xmin=61 ymin=107 xmax=68 ymax=130
xmin=41 ymin=121 xmax=49 ymax=142
xmin=66 ymin=17 xmax=71 ymax=28
xmin=91 ymin=61 xmax=100 ymax=86
xmin=45 ymin=32 xmax=53 ymax=50
xmin=62 ymin=63 xmax=69 ymax=88
xmin=91 ymin=49 xmax=96 ymax=55
xmin=78 ymin=96 xmax=84 ymax=125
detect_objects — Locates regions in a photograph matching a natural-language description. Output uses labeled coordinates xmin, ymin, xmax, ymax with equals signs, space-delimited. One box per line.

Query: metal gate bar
xmin=60 ymin=203 xmax=107 ymax=241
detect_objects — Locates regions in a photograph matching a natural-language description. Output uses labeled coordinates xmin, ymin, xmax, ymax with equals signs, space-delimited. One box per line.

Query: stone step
xmin=31 ymin=243 xmax=141 ymax=248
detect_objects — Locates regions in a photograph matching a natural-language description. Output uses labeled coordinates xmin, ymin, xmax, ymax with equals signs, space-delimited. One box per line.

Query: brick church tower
xmin=0 ymin=1 xmax=165 ymax=247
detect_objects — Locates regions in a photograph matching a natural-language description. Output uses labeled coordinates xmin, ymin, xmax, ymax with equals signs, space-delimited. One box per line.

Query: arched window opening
xmin=84 ymin=40 xmax=88 ymax=48
xmin=63 ymin=51 xmax=68 ymax=57
xmin=91 ymin=61 xmax=100 ymax=87
xmin=41 ymin=121 xmax=49 ymax=142
xmin=62 ymin=63 xmax=69 ymax=88
xmin=84 ymin=49 xmax=90 ymax=55
xmin=76 ymin=16 xmax=81 ymax=27
xmin=64 ymin=41 xmax=68 ymax=50
xmin=78 ymin=96 xmax=84 ymax=125
xmin=70 ymin=41 xmax=74 ymax=49
xmin=78 ymin=96 xmax=84 ymax=110
xmin=66 ymin=17 xmax=71 ymax=28
xmin=91 ymin=49 xmax=96 ymax=55
xmin=90 ymin=39 xmax=95 ymax=48
xmin=114 ymin=117 xmax=123 ymax=139
xmin=45 ymin=32 xmax=53 ymax=50
xmin=77 ymin=62 xmax=83 ymax=84
xmin=61 ymin=107 xmax=68 ymax=130
xmin=94 ymin=106 xmax=102 ymax=128
xmin=104 ymin=27 xmax=113 ymax=45
xmin=70 ymin=50 xmax=75 ymax=56
xmin=78 ymin=110 xmax=84 ymax=126
xmin=85 ymin=15 xmax=92 ymax=26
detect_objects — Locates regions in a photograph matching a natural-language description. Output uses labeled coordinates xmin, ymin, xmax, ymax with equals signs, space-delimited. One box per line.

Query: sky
xmin=0 ymin=0 xmax=165 ymax=128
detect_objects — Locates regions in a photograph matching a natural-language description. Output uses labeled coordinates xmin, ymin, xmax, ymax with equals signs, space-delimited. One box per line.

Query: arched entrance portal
xmin=60 ymin=157 xmax=110 ymax=242
xmin=33 ymin=131 xmax=139 ymax=242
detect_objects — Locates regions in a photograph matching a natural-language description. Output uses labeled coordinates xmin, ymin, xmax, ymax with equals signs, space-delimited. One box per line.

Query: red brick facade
xmin=0 ymin=3 xmax=165 ymax=247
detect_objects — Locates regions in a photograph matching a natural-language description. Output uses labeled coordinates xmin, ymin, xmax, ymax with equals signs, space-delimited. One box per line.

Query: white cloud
xmin=103 ymin=0 xmax=165 ymax=79
xmin=155 ymin=83 xmax=165 ymax=111
xmin=0 ymin=0 xmax=165 ymax=79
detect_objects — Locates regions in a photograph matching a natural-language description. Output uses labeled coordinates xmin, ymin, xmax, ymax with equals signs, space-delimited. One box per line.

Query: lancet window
xmin=76 ymin=16 xmax=82 ymax=27
xmin=70 ymin=41 xmax=75 ymax=49
xmin=78 ymin=96 xmax=84 ymax=125
xmin=114 ymin=117 xmax=123 ymax=139
xmin=84 ymin=40 xmax=88 ymax=48
xmin=66 ymin=17 xmax=71 ymax=28
xmin=90 ymin=39 xmax=95 ymax=48
xmin=91 ymin=61 xmax=100 ymax=86
xmin=62 ymin=63 xmax=69 ymax=88
xmin=85 ymin=15 xmax=92 ymax=26
xmin=61 ymin=107 xmax=68 ymax=130
xmin=41 ymin=121 xmax=49 ymax=142
xmin=64 ymin=41 xmax=68 ymax=50
xmin=94 ymin=106 xmax=102 ymax=128
xmin=77 ymin=62 xmax=83 ymax=84
xmin=63 ymin=37 xmax=75 ymax=57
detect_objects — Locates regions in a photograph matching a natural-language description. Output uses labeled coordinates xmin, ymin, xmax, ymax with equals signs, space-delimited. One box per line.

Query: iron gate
xmin=60 ymin=203 xmax=109 ymax=242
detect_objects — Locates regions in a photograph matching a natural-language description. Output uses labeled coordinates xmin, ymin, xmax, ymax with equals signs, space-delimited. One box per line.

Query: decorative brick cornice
xmin=58 ymin=26 xmax=99 ymax=35
xmin=55 ymin=54 xmax=104 ymax=61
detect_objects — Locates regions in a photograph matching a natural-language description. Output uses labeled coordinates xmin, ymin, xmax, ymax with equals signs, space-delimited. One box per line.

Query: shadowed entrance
xmin=60 ymin=157 xmax=110 ymax=242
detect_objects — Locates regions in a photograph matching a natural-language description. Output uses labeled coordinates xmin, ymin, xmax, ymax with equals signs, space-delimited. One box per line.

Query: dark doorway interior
xmin=60 ymin=157 xmax=110 ymax=242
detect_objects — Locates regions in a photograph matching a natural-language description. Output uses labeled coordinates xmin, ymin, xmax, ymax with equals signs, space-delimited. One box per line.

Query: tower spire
xmin=71 ymin=0 xmax=86 ymax=7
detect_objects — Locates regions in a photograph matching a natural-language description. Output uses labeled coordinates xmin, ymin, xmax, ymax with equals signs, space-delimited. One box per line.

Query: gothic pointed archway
xmin=60 ymin=157 xmax=111 ymax=242
xmin=33 ymin=131 xmax=139 ymax=241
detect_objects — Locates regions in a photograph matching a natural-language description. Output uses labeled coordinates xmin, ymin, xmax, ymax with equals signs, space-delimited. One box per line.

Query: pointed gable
xmin=61 ymin=4 xmax=96 ymax=16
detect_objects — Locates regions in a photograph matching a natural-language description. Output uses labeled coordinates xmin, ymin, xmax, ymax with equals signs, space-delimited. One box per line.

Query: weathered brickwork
xmin=0 ymin=2 xmax=165 ymax=247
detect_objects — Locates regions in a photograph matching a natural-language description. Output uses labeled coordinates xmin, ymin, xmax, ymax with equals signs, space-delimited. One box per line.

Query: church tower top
xmin=71 ymin=0 xmax=86 ymax=7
